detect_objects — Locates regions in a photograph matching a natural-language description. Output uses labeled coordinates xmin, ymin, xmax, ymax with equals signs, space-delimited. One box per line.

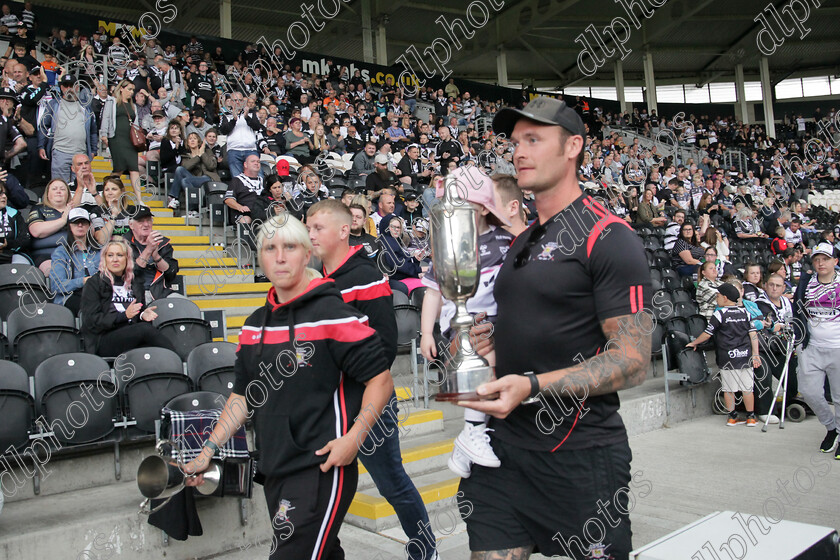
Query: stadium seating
xmin=116 ymin=347 xmax=191 ymax=436
xmin=186 ymin=341 xmax=237 ymax=396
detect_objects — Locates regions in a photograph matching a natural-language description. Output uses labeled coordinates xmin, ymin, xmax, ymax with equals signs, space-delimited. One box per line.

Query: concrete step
xmin=176 ymin=257 xmax=238 ymax=269
xmin=173 ymin=246 xmax=227 ymax=259
xmin=167 ymin=235 xmax=211 ymax=245
xmin=2 ymin=443 xmax=155 ymax=504
xmin=357 ymin=433 xmax=455 ymax=492
xmin=181 ymin=269 xmax=254 ymax=285
xmin=194 ymin=296 xmax=263 ymax=316
xmin=191 ymin=291 xmax=271 ymax=303
xmin=150 ymin=216 xmax=189 ymax=226
xmin=0 ymin=479 xmax=271 ymax=560
xmin=186 ymin=282 xmax=271 ymax=298
xmin=347 ymin=468 xmax=461 ymax=532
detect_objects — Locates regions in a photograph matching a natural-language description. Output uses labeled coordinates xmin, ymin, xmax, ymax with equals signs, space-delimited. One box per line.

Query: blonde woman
xmin=182 ymin=215 xmax=392 ymax=560
xmin=80 ymin=237 xmax=175 ymax=356
xmin=312 ymin=123 xmax=328 ymax=152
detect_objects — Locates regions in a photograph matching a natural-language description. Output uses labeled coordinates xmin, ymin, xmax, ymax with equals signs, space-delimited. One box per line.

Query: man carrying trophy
xmin=454 ymin=97 xmax=653 ymax=559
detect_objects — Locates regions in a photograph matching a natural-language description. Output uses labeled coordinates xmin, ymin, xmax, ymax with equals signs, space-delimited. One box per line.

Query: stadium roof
xmin=40 ymin=0 xmax=840 ymax=89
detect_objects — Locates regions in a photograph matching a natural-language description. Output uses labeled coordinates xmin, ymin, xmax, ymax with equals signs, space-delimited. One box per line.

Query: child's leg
xmin=722 ymin=391 xmax=735 ymax=412
xmin=742 ymin=391 xmax=755 ymax=413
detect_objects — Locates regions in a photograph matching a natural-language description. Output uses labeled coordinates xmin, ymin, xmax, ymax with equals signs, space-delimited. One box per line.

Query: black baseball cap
xmin=717 ymin=283 xmax=741 ymax=303
xmin=493 ymin=96 xmax=586 ymax=138
xmin=59 ymin=74 xmax=76 ymax=87
xmin=132 ymin=206 xmax=154 ymax=220
xmin=0 ymin=87 xmax=17 ymax=101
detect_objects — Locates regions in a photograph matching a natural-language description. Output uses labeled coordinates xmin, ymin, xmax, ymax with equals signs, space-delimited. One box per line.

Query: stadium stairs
xmin=0 ymin=158 xmax=718 ymax=559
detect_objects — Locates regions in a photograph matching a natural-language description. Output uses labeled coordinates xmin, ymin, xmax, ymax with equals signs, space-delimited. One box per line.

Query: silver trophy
xmin=431 ymin=175 xmax=497 ymax=401
xmin=137 ymin=440 xmax=223 ymax=514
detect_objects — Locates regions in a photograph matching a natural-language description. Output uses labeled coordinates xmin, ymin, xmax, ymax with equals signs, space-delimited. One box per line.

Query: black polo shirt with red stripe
xmin=492 ymin=192 xmax=652 ymax=451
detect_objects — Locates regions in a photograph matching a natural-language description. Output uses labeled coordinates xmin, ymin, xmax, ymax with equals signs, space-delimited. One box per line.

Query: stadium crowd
xmin=0 ymin=1 xmax=835 ymax=458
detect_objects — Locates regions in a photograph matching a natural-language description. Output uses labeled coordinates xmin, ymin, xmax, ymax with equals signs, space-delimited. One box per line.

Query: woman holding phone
xmin=79 ymin=237 xmax=176 ymax=356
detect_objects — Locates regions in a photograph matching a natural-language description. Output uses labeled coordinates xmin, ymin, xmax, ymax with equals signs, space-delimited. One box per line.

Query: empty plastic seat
xmin=0 ymin=265 xmax=51 ymax=321
xmin=165 ymin=390 xmax=228 ymax=413
xmin=0 ymin=360 xmax=35 ymax=451
xmin=663 ymin=276 xmax=681 ymax=291
xmin=670 ymin=288 xmax=693 ymax=304
xmin=674 ymin=301 xmax=699 ymax=318
xmin=34 ymin=353 xmax=118 ymax=445
xmin=152 ymin=298 xmax=213 ymax=361
xmin=7 ymin=303 xmax=81 ymax=376
xmin=116 ymin=347 xmax=191 ymax=434
xmin=667 ymin=331 xmax=710 ymax=384
xmin=652 ymin=290 xmax=675 ymax=323
xmin=187 ymin=342 xmax=237 ymax=396
xmin=0 ymin=263 xmax=47 ymax=291
xmin=665 ymin=317 xmax=689 ymax=336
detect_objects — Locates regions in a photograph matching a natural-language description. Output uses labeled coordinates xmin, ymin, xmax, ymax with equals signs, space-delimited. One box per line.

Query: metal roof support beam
xmin=735 ymin=64 xmax=749 ymax=124
xmin=642 ymin=51 xmax=657 ymax=115
xmin=219 ymin=0 xmax=231 ymax=39
xmin=361 ymin=0 xmax=374 ymax=63
xmin=759 ymin=56 xmax=776 ymax=138
xmin=496 ymin=47 xmax=508 ymax=87
xmin=615 ymin=59 xmax=626 ymax=113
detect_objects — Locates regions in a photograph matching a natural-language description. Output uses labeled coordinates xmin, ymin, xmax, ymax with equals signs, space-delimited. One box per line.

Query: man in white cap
xmin=793 ymin=242 xmax=840 ymax=460
xmin=365 ymin=152 xmax=398 ymax=196
xmin=456 ymin=96 xmax=652 ymax=559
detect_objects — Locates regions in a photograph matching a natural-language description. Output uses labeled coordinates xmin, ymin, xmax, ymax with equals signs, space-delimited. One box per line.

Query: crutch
xmin=762 ymin=333 xmax=795 ymax=432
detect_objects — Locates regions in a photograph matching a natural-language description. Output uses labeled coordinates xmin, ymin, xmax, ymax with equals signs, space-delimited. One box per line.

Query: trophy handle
xmin=138 ymin=495 xmax=175 ymax=516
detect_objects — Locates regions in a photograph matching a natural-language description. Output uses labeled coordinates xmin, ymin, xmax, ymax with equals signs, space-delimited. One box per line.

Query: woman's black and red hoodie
xmin=232 ymin=277 xmax=388 ymax=478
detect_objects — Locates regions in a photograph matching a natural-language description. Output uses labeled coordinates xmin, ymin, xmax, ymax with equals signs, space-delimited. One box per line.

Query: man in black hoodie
xmin=307 ymin=200 xmax=439 ymax=560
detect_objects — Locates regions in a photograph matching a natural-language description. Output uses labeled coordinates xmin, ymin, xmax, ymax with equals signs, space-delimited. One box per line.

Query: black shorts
xmin=262 ymin=463 xmax=358 ymax=560
xmin=460 ymin=438 xmax=634 ymax=559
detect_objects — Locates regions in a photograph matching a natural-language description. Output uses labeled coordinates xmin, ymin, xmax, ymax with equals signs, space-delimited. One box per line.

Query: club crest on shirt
xmin=588 ymin=542 xmax=613 ymax=559
xmin=275 ymin=499 xmax=295 ymax=522
xmin=294 ymin=349 xmax=311 ymax=368
xmin=479 ymin=244 xmax=490 ymax=257
xmin=537 ymin=242 xmax=560 ymax=261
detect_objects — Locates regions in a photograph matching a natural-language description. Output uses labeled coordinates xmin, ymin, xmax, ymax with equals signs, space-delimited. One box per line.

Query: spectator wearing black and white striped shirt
xmin=184 ymin=36 xmax=203 ymax=64
xmin=20 ymin=2 xmax=35 ymax=30
xmin=0 ymin=4 xmax=20 ymax=35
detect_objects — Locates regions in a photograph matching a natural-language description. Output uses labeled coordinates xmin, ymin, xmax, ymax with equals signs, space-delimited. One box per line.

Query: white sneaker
xmin=168 ymin=197 xmax=179 ymax=209
xmin=759 ymin=414 xmax=780 ymax=424
xmin=188 ymin=210 xmax=199 ymax=219
xmin=447 ymin=446 xmax=471 ymax=478
xmin=455 ymin=424 xmax=501 ymax=468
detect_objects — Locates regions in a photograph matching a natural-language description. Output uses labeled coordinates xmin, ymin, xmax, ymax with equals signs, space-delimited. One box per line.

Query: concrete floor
xmin=208 ymin=414 xmax=840 ymax=559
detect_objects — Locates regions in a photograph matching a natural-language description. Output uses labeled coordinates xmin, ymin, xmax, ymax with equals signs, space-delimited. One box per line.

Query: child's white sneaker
xmin=455 ymin=424 xmax=501 ymax=468
xmin=447 ymin=446 xmax=472 ymax=478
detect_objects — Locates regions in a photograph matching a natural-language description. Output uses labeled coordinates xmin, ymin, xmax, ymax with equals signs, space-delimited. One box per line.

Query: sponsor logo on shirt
xmin=728 ymin=348 xmax=749 ymax=359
